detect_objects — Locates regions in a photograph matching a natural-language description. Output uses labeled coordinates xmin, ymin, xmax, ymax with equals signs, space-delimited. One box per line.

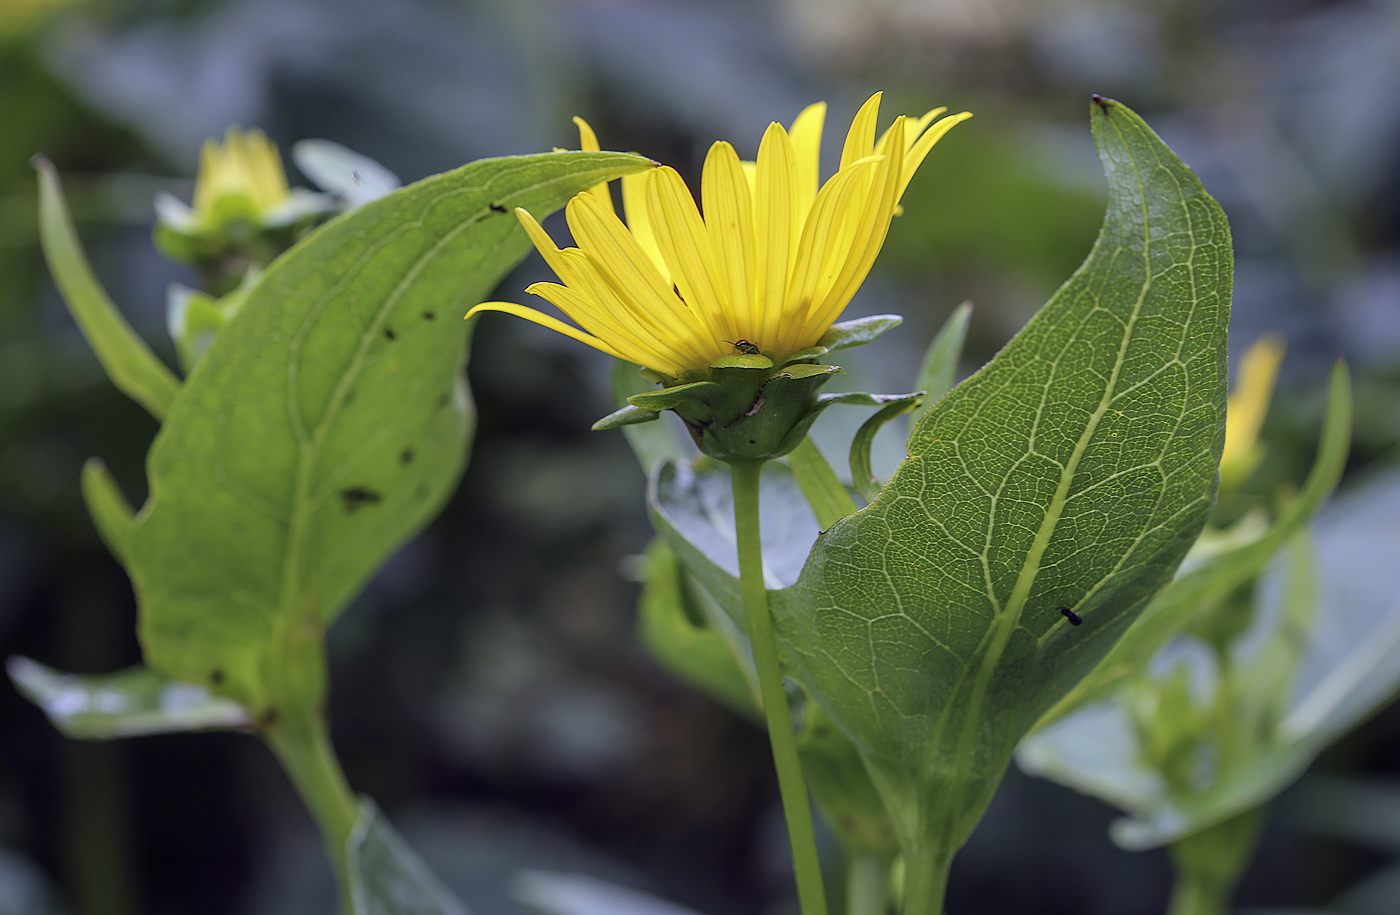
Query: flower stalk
xmin=731 ymin=459 xmax=829 ymax=915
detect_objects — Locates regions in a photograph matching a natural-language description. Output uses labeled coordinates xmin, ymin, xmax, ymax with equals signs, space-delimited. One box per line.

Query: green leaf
xmin=848 ymin=394 xmax=922 ymax=503
xmin=1035 ymin=364 xmax=1352 ymax=729
xmin=80 ymin=457 xmax=135 ymax=565
xmin=786 ymin=437 xmax=858 ymax=530
xmin=1022 ymin=461 xmax=1400 ymax=852
xmin=347 ymin=800 xmax=471 ymax=915
xmin=817 ymin=314 xmax=903 ymax=352
xmin=627 ymin=381 xmax=727 ymax=413
xmin=649 ymin=458 xmax=819 ymax=625
xmin=609 ymin=359 xmax=692 ymax=476
xmin=768 ymin=97 xmax=1232 ymax=852
xmin=907 ymin=301 xmax=972 ymax=431
xmin=637 ymin=542 xmax=757 ymax=717
xmin=7 ymin=656 xmax=250 ymax=738
xmin=591 ymin=404 xmax=661 ymax=431
xmin=126 ymin=151 xmax=652 ymax=711
xmin=35 ymin=157 xmax=181 ymax=419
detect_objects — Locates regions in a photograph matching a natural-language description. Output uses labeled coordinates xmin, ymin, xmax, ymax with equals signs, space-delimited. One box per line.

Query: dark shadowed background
xmin=3 ymin=0 xmax=1400 ymax=913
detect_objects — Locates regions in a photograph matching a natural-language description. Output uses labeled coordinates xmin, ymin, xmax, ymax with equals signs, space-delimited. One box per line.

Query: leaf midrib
xmin=931 ymin=110 xmax=1158 ymax=804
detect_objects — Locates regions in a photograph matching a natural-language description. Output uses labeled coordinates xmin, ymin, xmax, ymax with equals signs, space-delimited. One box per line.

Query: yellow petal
xmin=753 ymin=120 xmax=798 ymax=344
xmin=620 ymin=169 xmax=670 ymax=284
xmin=700 ymin=141 xmax=756 ymax=342
xmin=646 ymin=166 xmax=735 ymax=347
xmin=840 ymin=92 xmax=883 ymax=170
xmin=525 ymin=279 xmax=691 ymax=376
xmin=781 ymin=157 xmax=882 ymax=352
xmin=897 ymin=111 xmax=971 ymax=202
xmin=800 ymin=116 xmax=905 ymax=341
xmin=788 ymin=101 xmax=826 ymax=220
xmin=573 ymin=116 xmax=616 ymax=216
xmin=1220 ymin=334 xmax=1286 ymax=488
xmin=465 ymin=301 xmax=631 ymax=362
xmin=565 ymin=192 xmax=713 ymax=358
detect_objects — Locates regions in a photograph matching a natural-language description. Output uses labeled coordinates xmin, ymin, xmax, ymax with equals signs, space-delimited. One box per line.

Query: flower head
xmin=188 ymin=127 xmax=292 ymax=229
xmin=469 ymin=92 xmax=970 ymax=381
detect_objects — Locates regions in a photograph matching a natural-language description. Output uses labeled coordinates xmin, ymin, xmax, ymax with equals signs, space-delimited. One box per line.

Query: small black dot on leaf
xmin=384 ymin=326 xmax=396 ymax=341
xmin=422 ymin=311 xmax=436 ymax=321
xmin=210 ymin=669 xmax=225 ymax=685
xmin=1059 ymin=607 xmax=1083 ymax=626
xmin=340 ymin=486 xmax=383 ymax=513
xmin=489 ymin=202 xmax=506 ymax=213
xmin=400 ymin=448 xmax=415 ymax=465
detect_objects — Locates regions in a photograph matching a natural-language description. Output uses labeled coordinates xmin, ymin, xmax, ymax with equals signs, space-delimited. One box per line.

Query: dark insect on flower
xmin=726 ymin=339 xmax=762 ymax=355
xmin=1059 ymin=607 xmax=1083 ymax=626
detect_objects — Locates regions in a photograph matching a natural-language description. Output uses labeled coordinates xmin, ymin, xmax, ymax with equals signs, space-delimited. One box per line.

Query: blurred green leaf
xmin=513 ymin=870 xmax=705 ymax=915
xmin=768 ymin=98 xmax=1231 ymax=855
xmin=126 ymin=151 xmax=652 ymax=711
xmin=649 ymin=458 xmax=817 ymax=628
xmin=786 ymin=437 xmax=857 ymax=530
xmin=80 ymin=457 xmax=135 ymax=565
xmin=1020 ymin=462 xmax=1400 ymax=852
xmin=7 ymin=656 xmax=250 ymax=738
xmin=907 ymin=301 xmax=971 ymax=431
xmin=35 ymin=158 xmax=181 ymax=419
xmin=1036 ymin=365 xmax=1352 ymax=730
xmin=347 ymin=801 xmax=471 ymax=915
xmin=637 ymin=542 xmax=757 ymax=717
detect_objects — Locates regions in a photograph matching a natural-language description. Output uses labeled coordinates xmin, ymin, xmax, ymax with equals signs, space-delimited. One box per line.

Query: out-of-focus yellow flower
xmin=0 ymin=0 xmax=75 ymax=34
xmin=191 ymin=127 xmax=291 ymax=229
xmin=155 ymin=127 xmax=330 ymax=240
xmin=1219 ymin=334 xmax=1286 ymax=493
xmin=468 ymin=92 xmax=970 ymax=380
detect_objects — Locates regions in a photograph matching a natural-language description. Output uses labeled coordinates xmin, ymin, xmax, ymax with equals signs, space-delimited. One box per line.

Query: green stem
xmin=1165 ymin=807 xmax=1265 ymax=915
xmin=846 ymin=852 xmax=891 ymax=915
xmin=1165 ymin=873 xmax=1229 ymax=915
xmin=265 ymin=709 xmax=360 ymax=913
xmin=902 ymin=841 xmax=952 ymax=915
xmin=731 ymin=459 xmax=829 ymax=915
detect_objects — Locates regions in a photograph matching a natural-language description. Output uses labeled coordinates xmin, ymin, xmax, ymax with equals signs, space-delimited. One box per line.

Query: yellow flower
xmin=468 ymin=92 xmax=970 ymax=380
xmin=1219 ymin=334 xmax=1285 ymax=492
xmin=191 ymin=127 xmax=292 ymax=229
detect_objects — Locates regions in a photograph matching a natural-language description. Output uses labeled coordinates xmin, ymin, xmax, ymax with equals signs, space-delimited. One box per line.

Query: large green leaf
xmin=769 ymin=98 xmax=1231 ymax=851
xmin=126 ymin=151 xmax=652 ymax=711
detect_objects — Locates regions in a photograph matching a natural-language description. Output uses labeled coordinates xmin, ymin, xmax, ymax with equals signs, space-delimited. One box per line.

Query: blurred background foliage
xmin=1 ymin=0 xmax=1398 ymax=913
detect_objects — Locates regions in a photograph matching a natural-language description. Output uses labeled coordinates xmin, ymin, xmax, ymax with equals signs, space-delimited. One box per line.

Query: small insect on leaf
xmin=1059 ymin=607 xmax=1083 ymax=626
xmin=489 ymin=202 xmax=506 ymax=213
xmin=339 ymin=486 xmax=383 ymax=513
